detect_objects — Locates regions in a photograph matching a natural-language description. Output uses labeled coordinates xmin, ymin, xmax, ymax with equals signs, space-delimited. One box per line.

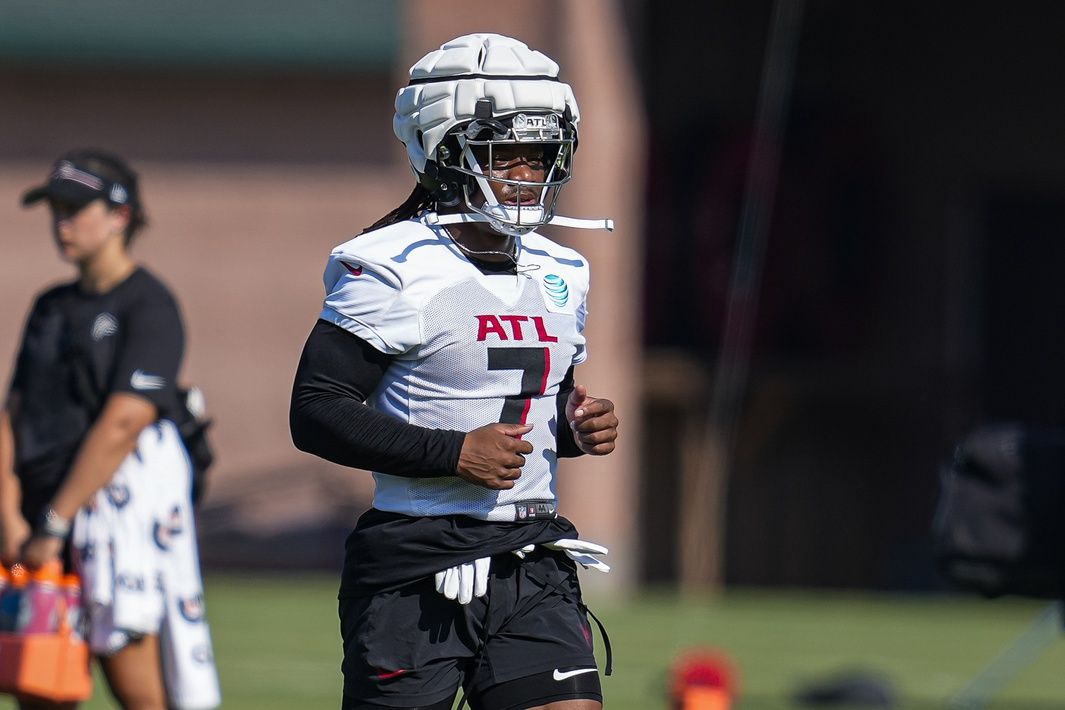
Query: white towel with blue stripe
xmin=72 ymin=420 xmax=221 ymax=709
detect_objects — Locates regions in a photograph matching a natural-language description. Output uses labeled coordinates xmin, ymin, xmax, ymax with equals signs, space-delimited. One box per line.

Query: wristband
xmin=37 ymin=507 xmax=72 ymax=539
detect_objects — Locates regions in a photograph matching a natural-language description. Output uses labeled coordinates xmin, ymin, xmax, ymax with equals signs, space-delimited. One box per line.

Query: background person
xmin=290 ymin=33 xmax=619 ymax=710
xmin=0 ymin=150 xmax=219 ymax=710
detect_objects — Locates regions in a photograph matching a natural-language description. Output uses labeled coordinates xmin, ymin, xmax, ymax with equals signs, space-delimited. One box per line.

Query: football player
xmin=290 ymin=34 xmax=619 ymax=710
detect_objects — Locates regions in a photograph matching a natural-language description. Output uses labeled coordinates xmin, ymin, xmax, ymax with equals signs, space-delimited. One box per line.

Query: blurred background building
xmin=1 ymin=0 xmax=1063 ymax=595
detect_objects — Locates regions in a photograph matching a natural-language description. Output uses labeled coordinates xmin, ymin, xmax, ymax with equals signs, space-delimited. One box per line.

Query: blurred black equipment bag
xmin=174 ymin=386 xmax=215 ymax=506
xmin=933 ymin=423 xmax=1065 ymax=598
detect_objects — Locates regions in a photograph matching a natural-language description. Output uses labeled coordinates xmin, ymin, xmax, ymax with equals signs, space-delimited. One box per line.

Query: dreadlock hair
xmin=361 ymin=184 xmax=435 ymax=235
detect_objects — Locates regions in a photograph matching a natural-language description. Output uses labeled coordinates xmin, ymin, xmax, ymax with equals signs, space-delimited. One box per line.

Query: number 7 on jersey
xmin=487 ymin=347 xmax=550 ymax=426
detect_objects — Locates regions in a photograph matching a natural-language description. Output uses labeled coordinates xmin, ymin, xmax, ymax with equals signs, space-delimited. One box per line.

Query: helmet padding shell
xmin=394 ymin=34 xmax=580 ymax=175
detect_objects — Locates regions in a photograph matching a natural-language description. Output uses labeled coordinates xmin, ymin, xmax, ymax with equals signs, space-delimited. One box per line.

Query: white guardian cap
xmin=393 ymin=33 xmax=612 ymax=236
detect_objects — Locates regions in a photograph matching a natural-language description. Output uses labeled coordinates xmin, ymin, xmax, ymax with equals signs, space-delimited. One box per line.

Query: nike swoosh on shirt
xmin=553 ymin=667 xmax=597 ymax=681
xmin=130 ymin=369 xmax=166 ymax=391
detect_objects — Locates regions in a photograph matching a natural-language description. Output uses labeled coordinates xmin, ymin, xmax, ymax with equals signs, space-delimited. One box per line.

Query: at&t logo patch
xmin=542 ymin=274 xmax=569 ymax=307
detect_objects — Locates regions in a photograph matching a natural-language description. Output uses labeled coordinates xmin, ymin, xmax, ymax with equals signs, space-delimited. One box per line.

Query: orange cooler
xmin=0 ymin=564 xmax=92 ymax=702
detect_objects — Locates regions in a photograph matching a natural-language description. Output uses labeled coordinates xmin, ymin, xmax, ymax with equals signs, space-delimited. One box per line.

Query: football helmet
xmin=394 ymin=33 xmax=612 ymax=236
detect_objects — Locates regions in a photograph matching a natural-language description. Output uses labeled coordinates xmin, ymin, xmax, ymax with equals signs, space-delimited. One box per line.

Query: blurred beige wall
xmin=1 ymin=0 xmax=644 ymax=590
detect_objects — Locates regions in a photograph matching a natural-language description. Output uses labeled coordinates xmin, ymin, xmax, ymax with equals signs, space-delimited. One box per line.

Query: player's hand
xmin=0 ymin=512 xmax=31 ymax=565
xmin=457 ymin=423 xmax=534 ymax=489
xmin=565 ymin=385 xmax=618 ymax=456
xmin=20 ymin=534 xmax=63 ymax=570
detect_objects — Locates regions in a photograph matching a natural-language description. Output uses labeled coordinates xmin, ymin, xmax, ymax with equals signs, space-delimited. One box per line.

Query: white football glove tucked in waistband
xmin=434 ymin=538 xmax=610 ymax=605
xmin=542 ymin=538 xmax=611 ymax=573
xmin=433 ymin=556 xmax=491 ymax=605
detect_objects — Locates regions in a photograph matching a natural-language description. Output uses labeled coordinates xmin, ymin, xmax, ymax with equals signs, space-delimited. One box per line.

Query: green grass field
xmin=3 ymin=574 xmax=1064 ymax=708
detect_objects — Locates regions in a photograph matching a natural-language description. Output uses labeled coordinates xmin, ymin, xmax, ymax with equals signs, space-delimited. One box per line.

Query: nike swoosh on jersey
xmin=130 ymin=369 xmax=166 ymax=391
xmin=553 ymin=667 xmax=597 ymax=681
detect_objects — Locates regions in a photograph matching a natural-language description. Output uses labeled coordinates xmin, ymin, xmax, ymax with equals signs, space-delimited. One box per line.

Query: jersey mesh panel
xmin=372 ymin=274 xmax=579 ymax=519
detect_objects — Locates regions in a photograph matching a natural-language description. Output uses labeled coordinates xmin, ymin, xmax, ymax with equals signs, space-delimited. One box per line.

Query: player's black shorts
xmin=339 ymin=547 xmax=602 ymax=709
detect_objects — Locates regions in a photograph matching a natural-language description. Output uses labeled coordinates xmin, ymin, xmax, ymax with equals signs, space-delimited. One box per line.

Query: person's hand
xmin=565 ymin=385 xmax=618 ymax=456
xmin=20 ymin=534 xmax=64 ymax=570
xmin=434 ymin=556 xmax=491 ymax=604
xmin=0 ymin=512 xmax=31 ymax=565
xmin=457 ymin=423 xmax=534 ymax=489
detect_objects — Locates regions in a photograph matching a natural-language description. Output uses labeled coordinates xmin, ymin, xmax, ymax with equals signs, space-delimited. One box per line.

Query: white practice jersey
xmin=320 ymin=219 xmax=590 ymax=521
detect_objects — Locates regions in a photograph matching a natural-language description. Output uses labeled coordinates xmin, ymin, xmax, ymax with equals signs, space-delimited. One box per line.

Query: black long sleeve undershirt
xmin=290 ymin=320 xmax=584 ymax=479
xmin=290 ymin=320 xmax=465 ymax=477
xmin=555 ymin=365 xmax=584 ymax=459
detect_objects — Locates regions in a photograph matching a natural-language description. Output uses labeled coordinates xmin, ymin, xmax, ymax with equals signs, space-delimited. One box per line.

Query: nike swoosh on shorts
xmin=553 ymin=667 xmax=597 ymax=681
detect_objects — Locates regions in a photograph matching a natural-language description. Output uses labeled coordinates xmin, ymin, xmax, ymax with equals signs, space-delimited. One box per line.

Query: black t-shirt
xmin=8 ymin=267 xmax=184 ymax=502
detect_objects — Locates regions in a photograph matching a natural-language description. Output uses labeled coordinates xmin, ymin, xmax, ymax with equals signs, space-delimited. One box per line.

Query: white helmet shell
xmin=394 ymin=33 xmax=580 ymax=174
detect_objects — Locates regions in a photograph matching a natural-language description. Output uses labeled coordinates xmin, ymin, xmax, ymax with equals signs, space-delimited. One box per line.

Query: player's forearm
xmin=290 ymin=319 xmax=466 ymax=477
xmin=555 ymin=367 xmax=585 ymax=458
xmin=290 ymin=390 xmax=464 ymax=477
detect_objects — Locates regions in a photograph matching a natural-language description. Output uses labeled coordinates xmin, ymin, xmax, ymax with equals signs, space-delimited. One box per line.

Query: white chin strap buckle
xmin=548 ymin=215 xmax=615 ymax=231
xmin=423 ymin=211 xmax=614 ymax=232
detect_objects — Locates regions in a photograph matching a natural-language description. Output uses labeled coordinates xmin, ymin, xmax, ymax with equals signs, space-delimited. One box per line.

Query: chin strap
xmin=547 ymin=215 xmax=615 ymax=231
xmin=422 ymin=211 xmax=614 ymax=232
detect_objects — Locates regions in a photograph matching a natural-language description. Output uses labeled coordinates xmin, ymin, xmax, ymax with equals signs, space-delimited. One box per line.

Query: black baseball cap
xmin=21 ymin=150 xmax=137 ymax=209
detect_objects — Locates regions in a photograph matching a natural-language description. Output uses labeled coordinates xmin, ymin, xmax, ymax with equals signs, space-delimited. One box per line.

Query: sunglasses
xmin=47 ymin=198 xmax=94 ymax=220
